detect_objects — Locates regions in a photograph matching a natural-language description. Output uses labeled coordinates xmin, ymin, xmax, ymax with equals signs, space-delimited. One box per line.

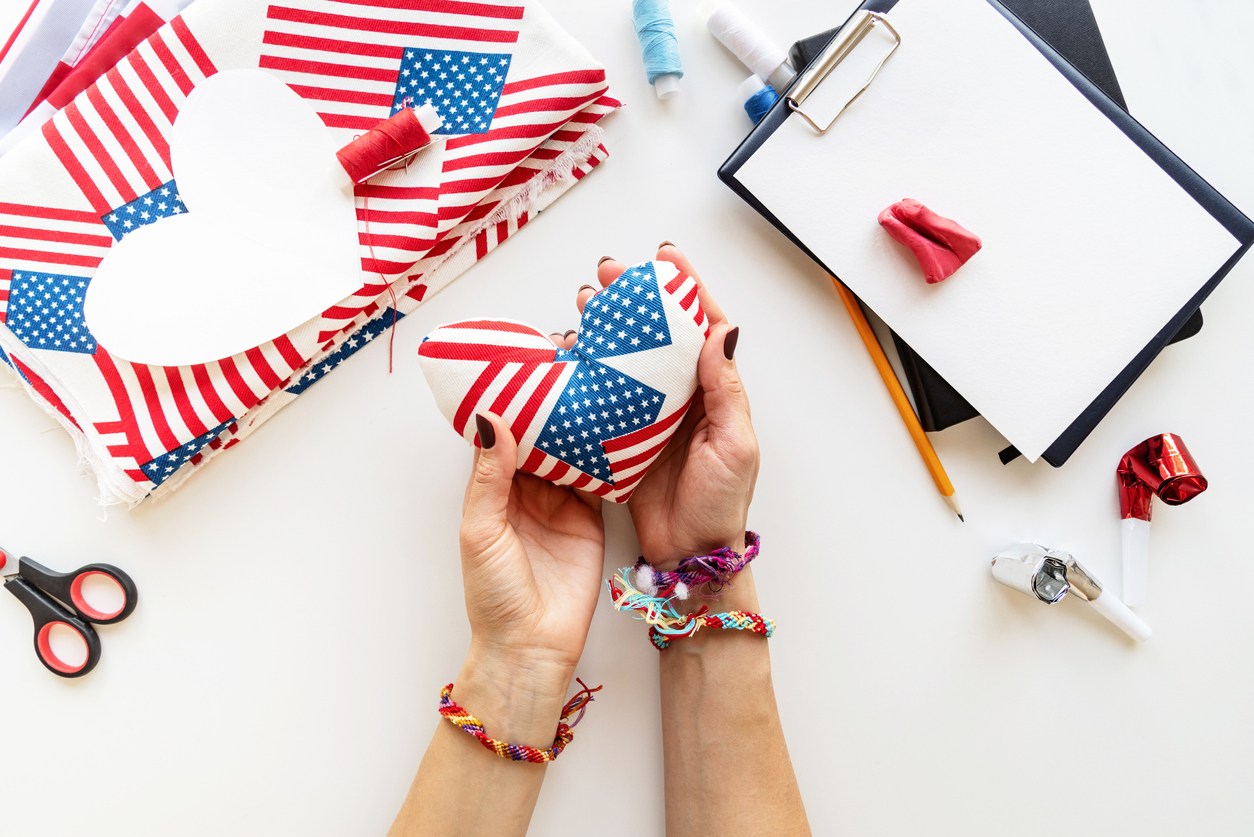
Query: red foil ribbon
xmin=1117 ymin=434 xmax=1207 ymax=520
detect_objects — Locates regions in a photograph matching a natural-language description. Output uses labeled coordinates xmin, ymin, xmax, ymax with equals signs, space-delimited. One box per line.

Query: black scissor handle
xmin=18 ymin=558 xmax=138 ymax=625
xmin=3 ymin=577 xmax=101 ymax=677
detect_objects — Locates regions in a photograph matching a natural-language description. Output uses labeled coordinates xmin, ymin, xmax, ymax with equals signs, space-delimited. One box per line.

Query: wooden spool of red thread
xmin=334 ymin=104 xmax=442 ymax=187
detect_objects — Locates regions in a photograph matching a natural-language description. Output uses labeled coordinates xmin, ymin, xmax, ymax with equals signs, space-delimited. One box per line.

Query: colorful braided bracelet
xmin=438 ymin=679 xmax=601 ymax=763
xmin=647 ymin=610 xmax=775 ymax=650
xmin=607 ymin=533 xmax=775 ymax=650
xmin=631 ymin=531 xmax=761 ymax=600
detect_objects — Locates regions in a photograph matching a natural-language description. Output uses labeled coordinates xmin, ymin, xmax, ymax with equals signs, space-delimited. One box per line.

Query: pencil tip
xmin=943 ymin=492 xmax=964 ymax=521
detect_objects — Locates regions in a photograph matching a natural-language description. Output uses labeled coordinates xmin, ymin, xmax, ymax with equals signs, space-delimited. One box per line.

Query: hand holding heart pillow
xmin=418 ymin=260 xmax=709 ymax=503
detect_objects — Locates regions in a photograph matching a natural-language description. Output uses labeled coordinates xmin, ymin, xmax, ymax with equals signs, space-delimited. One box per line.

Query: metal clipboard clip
xmin=787 ymin=10 xmax=901 ymax=134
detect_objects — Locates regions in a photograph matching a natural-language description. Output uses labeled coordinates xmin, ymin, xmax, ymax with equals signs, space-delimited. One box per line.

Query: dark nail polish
xmin=658 ymin=240 xmax=674 ymax=250
xmin=597 ymin=256 xmax=613 ymax=266
xmin=723 ymin=326 xmax=739 ymax=361
xmin=475 ymin=414 xmax=495 ymax=450
xmin=564 ymin=329 xmax=578 ymax=338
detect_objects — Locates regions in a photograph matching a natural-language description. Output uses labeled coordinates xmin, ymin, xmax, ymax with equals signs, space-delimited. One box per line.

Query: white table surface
xmin=1 ymin=0 xmax=1251 ymax=834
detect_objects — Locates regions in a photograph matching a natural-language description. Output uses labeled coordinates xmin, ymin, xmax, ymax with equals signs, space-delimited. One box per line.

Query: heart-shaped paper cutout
xmin=418 ymin=260 xmax=708 ymax=503
xmin=83 ymin=69 xmax=363 ymax=366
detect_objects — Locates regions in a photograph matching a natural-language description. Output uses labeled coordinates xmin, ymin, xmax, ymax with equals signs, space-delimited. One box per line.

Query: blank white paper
xmin=737 ymin=0 xmax=1239 ymax=461
xmin=85 ymin=70 xmax=364 ymax=367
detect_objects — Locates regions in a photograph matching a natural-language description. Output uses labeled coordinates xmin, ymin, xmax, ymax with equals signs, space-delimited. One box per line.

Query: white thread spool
xmin=698 ymin=0 xmax=795 ymax=90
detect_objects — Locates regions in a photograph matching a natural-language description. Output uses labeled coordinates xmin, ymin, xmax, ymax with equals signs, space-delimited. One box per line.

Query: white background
xmin=0 ymin=0 xmax=1251 ymax=834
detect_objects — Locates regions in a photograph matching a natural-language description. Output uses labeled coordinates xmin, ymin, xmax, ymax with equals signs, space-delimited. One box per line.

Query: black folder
xmin=718 ymin=0 xmax=1254 ymax=466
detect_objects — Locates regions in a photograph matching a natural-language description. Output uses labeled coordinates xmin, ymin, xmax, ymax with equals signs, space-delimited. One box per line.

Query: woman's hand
xmin=393 ymin=404 xmax=605 ymax=837
xmin=458 ymin=410 xmax=605 ymax=690
xmin=587 ymin=243 xmax=760 ymax=571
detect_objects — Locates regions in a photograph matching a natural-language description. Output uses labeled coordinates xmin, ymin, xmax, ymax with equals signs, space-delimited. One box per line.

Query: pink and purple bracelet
xmin=630 ymin=531 xmax=761 ymax=599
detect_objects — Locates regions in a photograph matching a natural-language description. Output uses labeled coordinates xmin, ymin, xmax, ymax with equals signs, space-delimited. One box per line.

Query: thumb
xmin=461 ymin=412 xmax=517 ymax=544
xmin=696 ymin=324 xmax=750 ymax=436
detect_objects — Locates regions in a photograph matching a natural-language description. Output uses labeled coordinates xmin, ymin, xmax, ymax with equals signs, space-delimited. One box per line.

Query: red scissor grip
xmin=19 ymin=559 xmax=137 ymax=625
xmin=5 ymin=577 xmax=102 ymax=678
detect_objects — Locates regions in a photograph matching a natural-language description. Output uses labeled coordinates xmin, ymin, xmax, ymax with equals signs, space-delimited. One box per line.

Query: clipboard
xmin=718 ymin=0 xmax=1254 ymax=467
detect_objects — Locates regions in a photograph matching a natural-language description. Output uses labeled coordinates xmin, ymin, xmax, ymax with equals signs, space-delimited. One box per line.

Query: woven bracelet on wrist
xmin=606 ymin=532 xmax=774 ymax=650
xmin=631 ymin=531 xmax=761 ymax=600
xmin=438 ymin=679 xmax=601 ymax=763
xmin=647 ymin=610 xmax=775 ymax=649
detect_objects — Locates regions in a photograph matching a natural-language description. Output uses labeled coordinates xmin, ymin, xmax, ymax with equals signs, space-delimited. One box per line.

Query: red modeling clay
xmin=878 ymin=199 xmax=982 ymax=284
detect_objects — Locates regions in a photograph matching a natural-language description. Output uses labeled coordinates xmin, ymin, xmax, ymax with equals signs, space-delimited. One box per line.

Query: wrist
xmin=451 ymin=643 xmax=577 ymax=748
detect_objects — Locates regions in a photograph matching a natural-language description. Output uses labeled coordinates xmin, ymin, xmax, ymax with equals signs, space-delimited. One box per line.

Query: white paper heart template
xmin=84 ymin=68 xmax=362 ymax=366
xmin=418 ymin=260 xmax=709 ymax=503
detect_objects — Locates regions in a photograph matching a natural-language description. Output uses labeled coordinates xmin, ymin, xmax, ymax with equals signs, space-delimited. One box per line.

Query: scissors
xmin=1 ymin=546 xmax=138 ymax=677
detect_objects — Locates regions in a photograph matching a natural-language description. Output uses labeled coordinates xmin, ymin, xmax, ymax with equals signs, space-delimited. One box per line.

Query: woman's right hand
xmin=589 ymin=243 xmax=760 ymax=572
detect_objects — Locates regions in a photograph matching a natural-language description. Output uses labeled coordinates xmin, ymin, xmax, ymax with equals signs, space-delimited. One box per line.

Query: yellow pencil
xmin=829 ymin=276 xmax=964 ymax=521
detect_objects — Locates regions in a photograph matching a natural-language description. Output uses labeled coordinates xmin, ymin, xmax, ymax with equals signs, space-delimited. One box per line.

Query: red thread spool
xmin=336 ymin=106 xmax=440 ymax=185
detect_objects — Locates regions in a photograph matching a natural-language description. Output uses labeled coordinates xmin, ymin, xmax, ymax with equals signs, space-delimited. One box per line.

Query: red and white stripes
xmin=91 ymin=337 xmax=303 ymax=487
xmin=0 ymin=202 xmax=112 ymax=272
xmin=41 ymin=17 xmax=216 ymax=216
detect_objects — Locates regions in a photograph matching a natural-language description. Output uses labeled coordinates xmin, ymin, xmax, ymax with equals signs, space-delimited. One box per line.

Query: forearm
xmin=389 ymin=646 xmax=576 ymax=837
xmin=659 ymin=567 xmax=810 ymax=836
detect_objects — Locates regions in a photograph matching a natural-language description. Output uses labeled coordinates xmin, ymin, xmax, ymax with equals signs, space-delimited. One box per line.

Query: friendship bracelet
xmin=438 ymin=679 xmax=602 ymax=763
xmin=607 ymin=559 xmax=775 ymax=650
xmin=648 ymin=611 xmax=775 ymax=650
xmin=631 ymin=531 xmax=761 ymax=600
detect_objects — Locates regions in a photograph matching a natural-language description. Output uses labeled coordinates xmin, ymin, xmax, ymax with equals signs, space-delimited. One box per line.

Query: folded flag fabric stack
xmin=0 ymin=0 xmax=200 ymax=155
xmin=0 ymin=0 xmax=619 ymax=506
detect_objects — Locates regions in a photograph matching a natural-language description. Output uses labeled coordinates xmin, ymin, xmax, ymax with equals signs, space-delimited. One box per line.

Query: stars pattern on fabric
xmin=5 ymin=271 xmax=97 ymax=354
xmin=577 ymin=262 xmax=672 ymax=359
xmin=101 ymin=180 xmax=187 ymax=242
xmin=139 ymin=419 xmax=234 ymax=487
xmin=284 ymin=308 xmax=405 ymax=396
xmin=390 ymin=47 xmax=512 ymax=135
xmin=533 ymin=353 xmax=664 ymax=483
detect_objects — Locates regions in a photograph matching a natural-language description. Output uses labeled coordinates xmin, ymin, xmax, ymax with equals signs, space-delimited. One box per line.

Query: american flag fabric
xmin=0 ymin=0 xmax=619 ymax=506
xmin=417 ymin=261 xmax=709 ymax=503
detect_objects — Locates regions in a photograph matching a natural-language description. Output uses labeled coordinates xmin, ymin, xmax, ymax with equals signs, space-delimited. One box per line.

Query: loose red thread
xmin=338 ymin=109 xmax=434 ymax=375
xmin=361 ymin=195 xmax=399 ymax=374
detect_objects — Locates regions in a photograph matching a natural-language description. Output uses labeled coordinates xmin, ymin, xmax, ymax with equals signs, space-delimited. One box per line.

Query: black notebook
xmin=718 ymin=0 xmax=1253 ymax=466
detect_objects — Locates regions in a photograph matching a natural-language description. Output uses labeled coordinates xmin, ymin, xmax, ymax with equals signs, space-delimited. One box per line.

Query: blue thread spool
xmin=632 ymin=0 xmax=683 ymax=98
xmin=739 ymin=74 xmax=778 ymax=123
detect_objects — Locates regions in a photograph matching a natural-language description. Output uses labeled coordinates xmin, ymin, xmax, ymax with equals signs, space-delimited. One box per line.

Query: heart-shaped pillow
xmin=418 ymin=260 xmax=708 ymax=503
xmin=83 ymin=68 xmax=364 ymax=367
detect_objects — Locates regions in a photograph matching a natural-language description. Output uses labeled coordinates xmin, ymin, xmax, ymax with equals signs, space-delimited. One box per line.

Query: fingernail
xmin=723 ymin=326 xmax=739 ymax=361
xmin=597 ymin=256 xmax=613 ymax=266
xmin=658 ymin=240 xmax=674 ymax=250
xmin=578 ymin=284 xmax=597 ymax=294
xmin=564 ymin=329 xmax=578 ymax=338
xmin=475 ymin=414 xmax=495 ymax=450
xmin=549 ymin=332 xmax=564 ymax=343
